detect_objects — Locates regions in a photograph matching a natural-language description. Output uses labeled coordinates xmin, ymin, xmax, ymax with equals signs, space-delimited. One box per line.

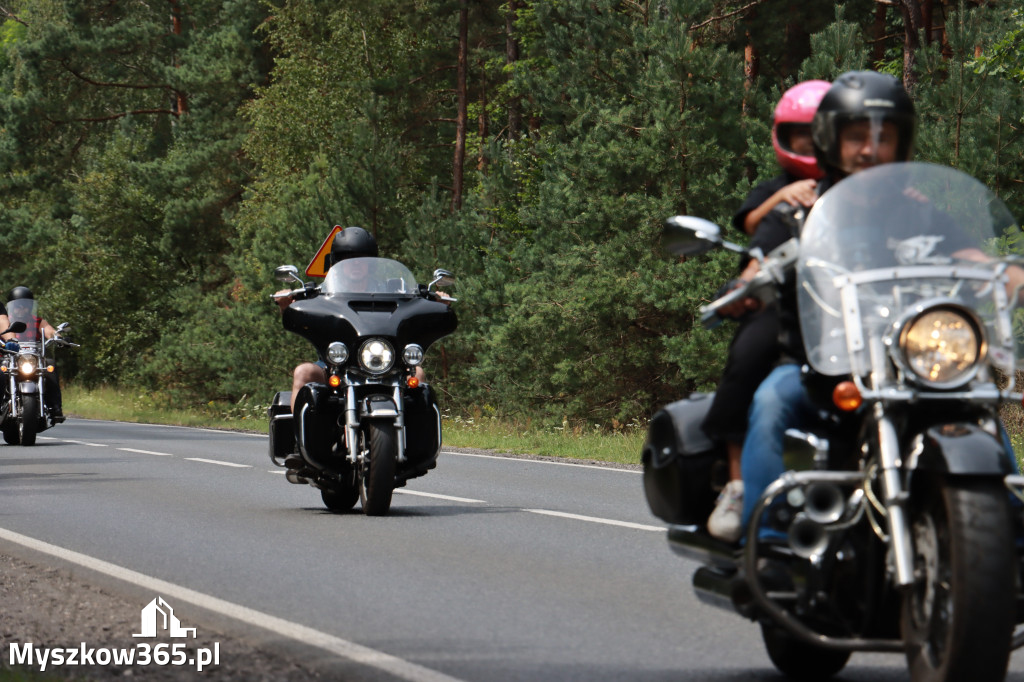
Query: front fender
xmin=907 ymin=423 xmax=1014 ymax=476
xmin=17 ymin=381 xmax=38 ymax=394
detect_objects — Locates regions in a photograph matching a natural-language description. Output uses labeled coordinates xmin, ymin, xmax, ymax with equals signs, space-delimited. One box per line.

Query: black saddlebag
xmin=267 ymin=390 xmax=295 ymax=466
xmin=641 ymin=393 xmax=726 ymax=526
xmin=403 ymin=384 xmax=441 ymax=472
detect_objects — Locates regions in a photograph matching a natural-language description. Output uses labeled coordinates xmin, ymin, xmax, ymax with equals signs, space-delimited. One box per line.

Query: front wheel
xmin=761 ymin=624 xmax=850 ymax=681
xmin=901 ymin=477 xmax=1015 ymax=682
xmin=321 ymin=468 xmax=360 ymax=512
xmin=359 ymin=422 xmax=397 ymax=516
xmin=18 ymin=395 xmax=37 ymax=446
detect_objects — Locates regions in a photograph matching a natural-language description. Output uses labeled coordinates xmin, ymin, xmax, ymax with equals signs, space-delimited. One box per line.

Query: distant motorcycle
xmin=1 ymin=299 xmax=77 ymax=445
xmin=268 ymin=256 xmax=457 ymax=515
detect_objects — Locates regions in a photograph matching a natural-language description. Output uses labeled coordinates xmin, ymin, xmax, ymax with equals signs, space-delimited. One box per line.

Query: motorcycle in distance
xmin=0 ymin=299 xmax=78 ymax=446
xmin=642 ymin=162 xmax=1024 ymax=681
xmin=268 ymin=256 xmax=457 ymax=516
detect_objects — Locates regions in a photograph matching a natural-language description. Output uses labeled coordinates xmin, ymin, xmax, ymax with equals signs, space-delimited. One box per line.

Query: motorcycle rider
xmin=275 ymin=226 xmax=383 ymax=410
xmin=733 ymin=71 xmax=916 ymax=538
xmin=4 ymin=287 xmax=64 ymax=421
xmin=704 ymin=80 xmax=830 ymax=542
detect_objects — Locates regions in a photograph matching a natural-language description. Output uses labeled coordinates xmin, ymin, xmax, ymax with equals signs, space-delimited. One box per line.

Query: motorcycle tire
xmin=359 ymin=422 xmax=397 ymax=516
xmin=18 ymin=395 xmax=38 ymax=446
xmin=901 ymin=477 xmax=1014 ymax=682
xmin=761 ymin=624 xmax=850 ymax=680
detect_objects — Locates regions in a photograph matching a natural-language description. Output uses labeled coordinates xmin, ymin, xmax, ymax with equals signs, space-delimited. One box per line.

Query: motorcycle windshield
xmin=6 ymin=299 xmax=42 ymax=344
xmin=322 ymin=257 xmax=419 ymax=296
xmin=798 ymin=162 xmax=1024 ymax=377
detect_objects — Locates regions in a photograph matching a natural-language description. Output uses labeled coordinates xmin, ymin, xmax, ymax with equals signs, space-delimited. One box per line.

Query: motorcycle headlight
xmin=326 ymin=342 xmax=349 ymax=365
xmin=897 ymin=305 xmax=984 ymax=389
xmin=17 ymin=356 xmax=37 ymax=376
xmin=402 ymin=344 xmax=424 ymax=366
xmin=358 ymin=338 xmax=395 ymax=375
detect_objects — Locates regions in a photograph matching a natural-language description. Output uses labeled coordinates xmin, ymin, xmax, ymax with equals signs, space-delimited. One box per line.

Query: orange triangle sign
xmin=305 ymin=225 xmax=343 ymax=278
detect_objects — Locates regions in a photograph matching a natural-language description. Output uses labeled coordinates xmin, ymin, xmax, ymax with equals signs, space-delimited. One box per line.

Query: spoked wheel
xmin=359 ymin=422 xmax=397 ymax=516
xmin=761 ymin=624 xmax=850 ymax=681
xmin=18 ymin=395 xmax=37 ymax=446
xmin=901 ymin=478 xmax=1014 ymax=682
xmin=321 ymin=468 xmax=360 ymax=512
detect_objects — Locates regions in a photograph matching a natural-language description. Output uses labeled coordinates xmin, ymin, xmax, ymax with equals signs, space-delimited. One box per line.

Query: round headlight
xmin=402 ymin=344 xmax=424 ymax=366
xmin=326 ymin=342 xmax=349 ymax=365
xmin=899 ymin=306 xmax=983 ymax=388
xmin=18 ymin=357 xmax=36 ymax=376
xmin=358 ymin=338 xmax=395 ymax=375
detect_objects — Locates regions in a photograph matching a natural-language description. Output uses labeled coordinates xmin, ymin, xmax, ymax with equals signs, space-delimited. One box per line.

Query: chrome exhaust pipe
xmin=788 ymin=512 xmax=830 ymax=559
xmin=804 ymin=482 xmax=845 ymax=525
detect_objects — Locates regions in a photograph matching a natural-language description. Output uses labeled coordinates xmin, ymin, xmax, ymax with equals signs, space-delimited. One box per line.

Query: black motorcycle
xmin=1 ymin=301 xmax=76 ymax=446
xmin=643 ymin=163 xmax=1024 ymax=681
xmin=268 ymin=256 xmax=457 ymax=515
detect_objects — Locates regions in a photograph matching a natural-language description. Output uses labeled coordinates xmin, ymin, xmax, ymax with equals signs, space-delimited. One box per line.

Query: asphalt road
xmin=3 ymin=418 xmax=1024 ymax=681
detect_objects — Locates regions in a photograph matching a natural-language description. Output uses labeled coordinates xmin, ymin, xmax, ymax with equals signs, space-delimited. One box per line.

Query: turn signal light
xmin=407 ymin=376 xmax=420 ymax=389
xmin=46 ymin=365 xmax=54 ymax=373
xmin=328 ymin=374 xmax=342 ymax=388
xmin=833 ymin=381 xmax=862 ymax=411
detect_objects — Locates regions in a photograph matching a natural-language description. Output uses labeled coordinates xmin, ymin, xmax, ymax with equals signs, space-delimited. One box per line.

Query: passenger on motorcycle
xmin=704 ymin=80 xmax=831 ymax=542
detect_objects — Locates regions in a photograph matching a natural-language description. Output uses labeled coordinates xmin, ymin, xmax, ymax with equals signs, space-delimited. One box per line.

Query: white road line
xmin=524 ymin=509 xmax=663 ymax=532
xmin=54 ymin=439 xmax=108 ymax=447
xmin=118 ymin=447 xmax=174 ymax=457
xmin=443 ymin=450 xmax=639 ymax=473
xmin=184 ymin=458 xmax=252 ymax=468
xmin=269 ymin=470 xmax=286 ymax=475
xmin=0 ymin=527 xmax=465 ymax=682
xmin=393 ymin=490 xmax=485 ymax=504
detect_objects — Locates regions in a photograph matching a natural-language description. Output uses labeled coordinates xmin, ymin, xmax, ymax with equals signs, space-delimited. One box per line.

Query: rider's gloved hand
xmin=5 ymin=340 xmax=19 ymax=352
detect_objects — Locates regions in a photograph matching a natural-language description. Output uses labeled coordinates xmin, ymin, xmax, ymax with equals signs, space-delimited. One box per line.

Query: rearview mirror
xmin=5 ymin=321 xmax=26 ymax=335
xmin=274 ymin=265 xmax=302 ymax=284
xmin=662 ymin=216 xmax=723 ymax=257
xmin=429 ymin=269 xmax=455 ymax=290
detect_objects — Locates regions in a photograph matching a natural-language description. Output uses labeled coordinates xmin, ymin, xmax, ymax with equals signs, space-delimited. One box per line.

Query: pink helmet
xmin=771 ymin=79 xmax=831 ymax=180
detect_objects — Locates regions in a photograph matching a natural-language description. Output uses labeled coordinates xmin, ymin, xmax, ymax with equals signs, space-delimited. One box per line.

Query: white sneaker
xmin=707 ymin=480 xmax=744 ymax=543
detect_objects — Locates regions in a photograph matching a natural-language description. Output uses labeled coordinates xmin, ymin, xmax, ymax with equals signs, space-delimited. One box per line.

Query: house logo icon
xmin=132 ymin=596 xmax=197 ymax=638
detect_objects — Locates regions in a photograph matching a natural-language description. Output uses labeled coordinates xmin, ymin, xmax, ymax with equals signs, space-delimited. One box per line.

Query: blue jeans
xmin=739 ymin=364 xmax=814 ymax=530
xmin=739 ymin=364 xmax=1021 ymax=532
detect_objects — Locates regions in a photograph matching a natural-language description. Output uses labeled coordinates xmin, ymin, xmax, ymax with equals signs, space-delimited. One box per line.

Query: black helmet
xmin=811 ymin=71 xmax=916 ymax=177
xmin=329 ymin=226 xmax=378 ymax=267
xmin=8 ymin=286 xmax=33 ymax=302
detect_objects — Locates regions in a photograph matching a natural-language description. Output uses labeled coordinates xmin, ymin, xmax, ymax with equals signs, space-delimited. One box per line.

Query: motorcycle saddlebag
xmin=403 ymin=384 xmax=441 ymax=470
xmin=641 ymin=393 xmax=726 ymax=526
xmin=267 ymin=391 xmax=295 ymax=465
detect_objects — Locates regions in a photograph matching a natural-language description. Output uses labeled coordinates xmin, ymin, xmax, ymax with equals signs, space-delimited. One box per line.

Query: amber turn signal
xmin=833 ymin=381 xmax=862 ymax=411
xmin=328 ymin=374 xmax=342 ymax=388
xmin=407 ymin=376 xmax=420 ymax=389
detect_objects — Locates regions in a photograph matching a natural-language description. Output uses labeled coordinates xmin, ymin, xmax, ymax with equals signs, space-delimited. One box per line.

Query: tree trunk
xmin=451 ymin=0 xmax=468 ymax=212
xmin=170 ymin=0 xmax=188 ymax=115
xmin=897 ymin=0 xmax=923 ymax=94
xmin=506 ymin=0 xmax=522 ymax=139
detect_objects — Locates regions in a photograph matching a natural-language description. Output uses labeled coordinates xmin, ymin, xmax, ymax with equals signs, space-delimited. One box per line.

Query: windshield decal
xmin=887 ymin=235 xmax=950 ymax=265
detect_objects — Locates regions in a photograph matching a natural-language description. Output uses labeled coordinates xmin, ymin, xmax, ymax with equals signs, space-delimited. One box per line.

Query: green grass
xmin=63 ymin=385 xmax=647 ymax=465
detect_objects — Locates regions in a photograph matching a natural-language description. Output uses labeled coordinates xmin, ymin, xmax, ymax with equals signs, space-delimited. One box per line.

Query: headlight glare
xmin=899 ymin=307 xmax=983 ymax=388
xmin=18 ymin=357 xmax=36 ymax=376
xmin=358 ymin=338 xmax=395 ymax=375
xmin=326 ymin=342 xmax=349 ymax=365
xmin=402 ymin=344 xmax=424 ymax=366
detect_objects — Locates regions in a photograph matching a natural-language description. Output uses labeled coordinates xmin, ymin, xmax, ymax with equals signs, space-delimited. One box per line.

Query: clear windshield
xmin=798 ymin=162 xmax=1024 ymax=376
xmin=322 ymin=257 xmax=419 ymax=296
xmin=6 ymin=298 xmax=42 ymax=345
